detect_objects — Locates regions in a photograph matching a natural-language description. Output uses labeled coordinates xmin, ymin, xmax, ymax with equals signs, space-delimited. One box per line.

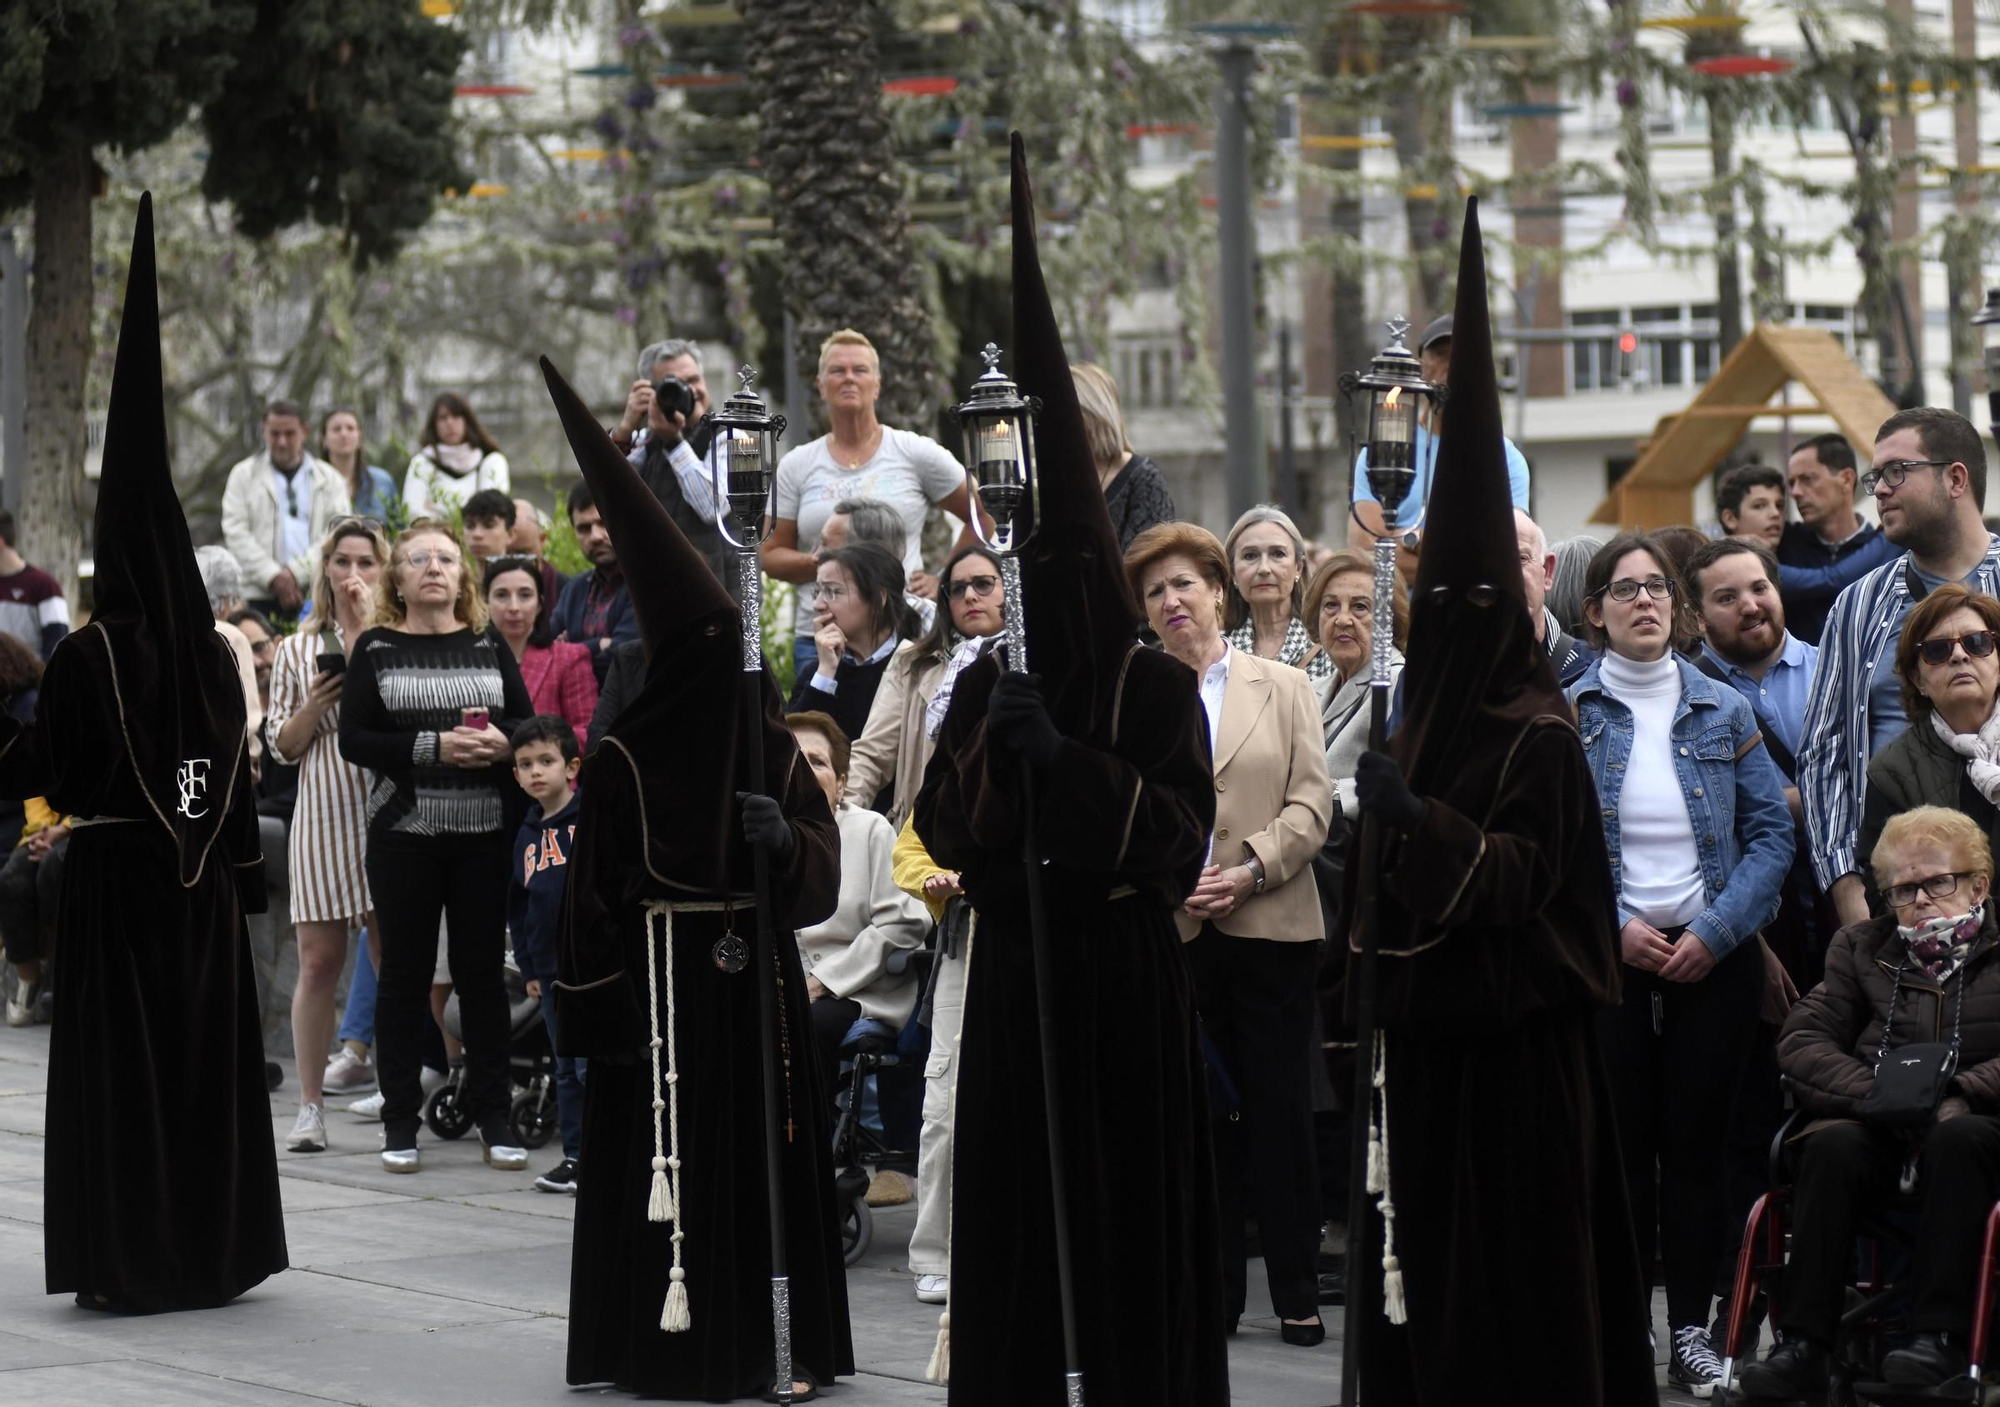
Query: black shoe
xmin=1280 ymin=1318 xmax=1326 ymax=1347
xmin=1711 ymin=1292 xmax=1767 ymax=1359
xmin=1881 ymin=1331 xmax=1970 ymax=1388
xmin=1317 ymin=1267 xmax=1346 ymax=1306
xmin=265 ymin=1060 xmax=283 ymax=1093
xmin=1736 ymin=1334 xmax=1829 ymax=1400
xmin=534 ymin=1158 xmax=579 ymax=1194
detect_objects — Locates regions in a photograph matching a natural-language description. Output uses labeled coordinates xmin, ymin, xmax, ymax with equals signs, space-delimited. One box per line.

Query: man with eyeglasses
xmin=220 ymin=399 xmax=352 ymax=616
xmin=1800 ymin=407 xmax=2000 ymax=930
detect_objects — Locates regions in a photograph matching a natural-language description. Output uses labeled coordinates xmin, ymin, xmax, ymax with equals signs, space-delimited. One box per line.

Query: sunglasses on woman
xmin=947 ymin=574 xmax=1001 ymax=601
xmin=1918 ymin=631 xmax=1997 ymax=666
xmin=1883 ymin=871 xmax=1975 ymax=909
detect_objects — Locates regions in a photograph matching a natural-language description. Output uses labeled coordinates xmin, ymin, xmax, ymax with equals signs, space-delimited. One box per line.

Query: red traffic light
xmin=1618 ymin=331 xmax=1639 ymax=355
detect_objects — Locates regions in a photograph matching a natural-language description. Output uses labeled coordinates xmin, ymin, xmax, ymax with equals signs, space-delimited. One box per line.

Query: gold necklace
xmin=833 ymin=425 xmax=881 ymax=469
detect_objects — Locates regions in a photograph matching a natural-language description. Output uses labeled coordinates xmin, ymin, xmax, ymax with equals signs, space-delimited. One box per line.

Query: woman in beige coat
xmin=1125 ymin=521 xmax=1333 ymax=1347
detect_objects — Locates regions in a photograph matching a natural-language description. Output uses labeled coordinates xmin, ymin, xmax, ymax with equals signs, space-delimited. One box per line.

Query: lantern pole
xmin=953 ymin=345 xmax=1086 ymax=1405
xmin=709 ymin=366 xmax=798 ymax=1405
xmin=1335 ymin=319 xmax=1443 ymax=1406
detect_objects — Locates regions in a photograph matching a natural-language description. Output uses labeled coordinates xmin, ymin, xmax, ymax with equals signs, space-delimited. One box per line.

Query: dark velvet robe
xmin=0 ymin=624 xmax=285 ymax=1310
xmin=558 ymin=672 xmax=852 ymax=1400
xmin=915 ymin=647 xmax=1229 ymax=1407
xmin=1349 ymin=718 xmax=1656 ymax=1406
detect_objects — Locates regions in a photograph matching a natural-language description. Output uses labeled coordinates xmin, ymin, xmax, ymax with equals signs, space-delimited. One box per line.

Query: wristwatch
xmin=1245 ymin=855 xmax=1267 ymax=895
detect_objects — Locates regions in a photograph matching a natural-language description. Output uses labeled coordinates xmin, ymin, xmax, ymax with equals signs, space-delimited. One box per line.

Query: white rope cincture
xmin=641 ymin=900 xmax=728 ymax=1334
xmin=1370 ymin=1029 xmax=1407 ymax=1325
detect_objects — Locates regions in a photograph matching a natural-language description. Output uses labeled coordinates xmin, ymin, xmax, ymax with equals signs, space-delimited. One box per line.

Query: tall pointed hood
xmin=1391 ymin=196 xmax=1563 ymax=804
xmin=1010 ymin=133 xmax=1143 ymax=737
xmin=540 ymin=354 xmax=789 ymax=890
xmin=540 ymin=354 xmax=734 ymax=658
xmin=90 ymin=193 xmax=248 ymax=886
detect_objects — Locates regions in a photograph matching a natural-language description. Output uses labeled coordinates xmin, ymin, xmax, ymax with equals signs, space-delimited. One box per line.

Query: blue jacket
xmin=1567 ymin=655 xmax=1794 ymax=961
xmin=507 ymin=793 xmax=579 ymax=986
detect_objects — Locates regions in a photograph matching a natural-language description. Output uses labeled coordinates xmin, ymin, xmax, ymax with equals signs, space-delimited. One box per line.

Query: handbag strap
xmin=1877 ymin=956 xmax=1969 ymax=1069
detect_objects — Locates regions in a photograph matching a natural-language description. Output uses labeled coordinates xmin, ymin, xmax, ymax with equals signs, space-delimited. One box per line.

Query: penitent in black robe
xmin=560 ymin=672 xmax=853 ymax=1400
xmin=0 ymin=625 xmax=286 ymax=1310
xmin=915 ymin=646 xmax=1229 ymax=1407
xmin=1350 ymin=719 xmax=1657 ymax=1407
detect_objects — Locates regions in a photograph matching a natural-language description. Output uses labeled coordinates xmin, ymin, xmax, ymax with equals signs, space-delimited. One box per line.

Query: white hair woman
xmin=1223 ymin=504 xmax=1331 ymax=684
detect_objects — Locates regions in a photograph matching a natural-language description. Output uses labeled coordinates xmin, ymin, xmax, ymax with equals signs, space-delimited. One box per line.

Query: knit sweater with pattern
xmin=338 ymin=626 xmax=532 ymax=838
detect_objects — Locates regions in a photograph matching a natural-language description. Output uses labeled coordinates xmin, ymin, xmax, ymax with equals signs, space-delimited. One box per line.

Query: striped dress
xmin=266 ymin=628 xmax=372 ymax=923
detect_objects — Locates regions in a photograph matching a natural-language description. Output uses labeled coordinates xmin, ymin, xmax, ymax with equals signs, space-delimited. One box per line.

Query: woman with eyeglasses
xmin=1855 ymin=584 xmax=2000 ymax=915
xmin=843 ymin=543 xmax=1007 ymax=826
xmin=784 ymin=540 xmax=924 ymax=743
xmin=1736 ymin=805 xmax=2000 ymax=1397
xmin=1567 ymin=531 xmax=1794 ymax=1397
xmin=267 ymin=518 xmax=391 ymax=1152
xmin=339 ymin=519 xmax=532 ymax=1175
xmin=482 ymin=556 xmax=597 ymax=750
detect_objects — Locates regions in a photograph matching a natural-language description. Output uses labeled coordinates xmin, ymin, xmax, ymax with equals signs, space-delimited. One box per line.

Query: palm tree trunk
xmin=743 ymin=0 xmax=936 ymax=433
xmin=21 ymin=143 xmax=92 ymax=601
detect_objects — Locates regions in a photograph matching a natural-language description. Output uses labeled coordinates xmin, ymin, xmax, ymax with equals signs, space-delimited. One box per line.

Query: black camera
xmin=651 ymin=375 xmax=696 ymax=422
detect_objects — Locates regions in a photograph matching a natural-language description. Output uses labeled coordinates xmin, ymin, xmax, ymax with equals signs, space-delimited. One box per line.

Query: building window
xmin=1570 ymin=310 xmax=1621 ymax=393
xmin=1114 ymin=336 xmax=1179 ymax=411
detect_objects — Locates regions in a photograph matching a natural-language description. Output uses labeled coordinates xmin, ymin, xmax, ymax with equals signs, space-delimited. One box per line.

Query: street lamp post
xmin=1335 ymin=319 xmax=1446 ymax=1407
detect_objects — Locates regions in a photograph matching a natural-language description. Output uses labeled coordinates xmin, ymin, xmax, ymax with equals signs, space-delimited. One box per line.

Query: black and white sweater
xmin=339 ymin=627 xmax=532 ymax=837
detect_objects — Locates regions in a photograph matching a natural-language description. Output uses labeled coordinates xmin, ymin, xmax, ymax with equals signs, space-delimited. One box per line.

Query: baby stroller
xmin=830 ymin=945 xmax=934 ymax=1267
xmin=426 ymin=964 xmax=557 ymax=1150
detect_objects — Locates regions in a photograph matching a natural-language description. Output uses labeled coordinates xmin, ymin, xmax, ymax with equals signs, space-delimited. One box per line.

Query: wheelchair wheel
xmin=424 ymin=1079 xmax=473 ymax=1140
xmin=841 ymin=1198 xmax=872 ymax=1268
xmin=509 ymin=1088 xmax=556 ymax=1151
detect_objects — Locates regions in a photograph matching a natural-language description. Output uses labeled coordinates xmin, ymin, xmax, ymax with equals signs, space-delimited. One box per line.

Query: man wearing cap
xmin=1347 ymin=315 xmax=1533 ymax=568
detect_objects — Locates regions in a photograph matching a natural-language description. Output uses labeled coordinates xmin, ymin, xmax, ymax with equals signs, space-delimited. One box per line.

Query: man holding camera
xmin=610 ymin=339 xmax=738 ymax=602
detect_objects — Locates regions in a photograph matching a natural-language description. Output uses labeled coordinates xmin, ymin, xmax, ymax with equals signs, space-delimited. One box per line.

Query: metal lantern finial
xmin=706 ymin=364 xmax=787 ymax=552
xmin=952 ymin=343 xmax=1043 ymax=559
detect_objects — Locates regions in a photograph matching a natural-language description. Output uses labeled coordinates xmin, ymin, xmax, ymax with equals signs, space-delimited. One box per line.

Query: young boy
xmin=506 ymin=714 xmax=585 ymax=1193
xmin=461 ymin=489 xmax=518 ymax=562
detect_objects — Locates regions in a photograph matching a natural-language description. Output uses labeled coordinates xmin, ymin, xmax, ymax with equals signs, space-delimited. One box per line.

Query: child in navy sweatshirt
xmin=506 ymin=715 xmax=584 ymax=1193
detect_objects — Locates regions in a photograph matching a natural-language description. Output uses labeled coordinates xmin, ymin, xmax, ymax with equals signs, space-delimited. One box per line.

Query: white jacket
xmin=795 ymin=806 xmax=931 ymax=1028
xmin=219 ymin=452 xmax=353 ymax=595
xmin=402 ymin=446 xmax=511 ymax=521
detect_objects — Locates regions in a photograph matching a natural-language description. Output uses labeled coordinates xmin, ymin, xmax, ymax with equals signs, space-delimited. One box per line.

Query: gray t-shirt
xmin=773 ymin=427 xmax=965 ymax=638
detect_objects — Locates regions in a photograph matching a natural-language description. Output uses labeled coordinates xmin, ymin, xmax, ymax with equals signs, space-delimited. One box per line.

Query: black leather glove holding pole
xmin=737 ymin=791 xmax=795 ymax=864
xmin=986 ymin=673 xmax=1064 ymax=771
xmin=1354 ymin=750 xmax=1425 ymax=834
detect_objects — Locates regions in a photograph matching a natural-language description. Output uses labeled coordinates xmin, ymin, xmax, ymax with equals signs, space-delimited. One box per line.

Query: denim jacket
xmin=1567 ymin=655 xmax=1795 ymax=961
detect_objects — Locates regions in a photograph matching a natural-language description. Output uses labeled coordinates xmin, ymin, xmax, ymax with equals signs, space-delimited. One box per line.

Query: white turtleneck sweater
xmin=1598 ymin=650 xmax=1706 ymax=928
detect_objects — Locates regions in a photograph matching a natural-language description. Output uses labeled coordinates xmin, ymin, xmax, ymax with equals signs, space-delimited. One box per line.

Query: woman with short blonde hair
xmin=1223 ymin=504 xmax=1329 ymax=684
xmin=1074 ymin=362 xmax=1175 ymax=551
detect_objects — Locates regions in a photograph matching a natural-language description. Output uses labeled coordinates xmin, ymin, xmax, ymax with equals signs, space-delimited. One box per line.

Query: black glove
xmin=985 ymin=672 xmax=1064 ymax=771
xmin=737 ymin=791 xmax=795 ymax=863
xmin=1354 ymin=750 xmax=1424 ymax=833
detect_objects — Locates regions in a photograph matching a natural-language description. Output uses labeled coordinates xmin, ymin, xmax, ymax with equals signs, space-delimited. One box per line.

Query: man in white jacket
xmin=220 ymin=400 xmax=351 ymax=613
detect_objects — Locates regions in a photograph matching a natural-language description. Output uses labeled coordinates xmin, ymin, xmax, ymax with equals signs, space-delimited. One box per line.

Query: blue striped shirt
xmin=1798 ymin=534 xmax=2000 ymax=889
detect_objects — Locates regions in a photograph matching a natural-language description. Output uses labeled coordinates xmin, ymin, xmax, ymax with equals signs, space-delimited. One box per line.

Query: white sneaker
xmin=346 ymin=1091 xmax=384 ymax=1120
xmin=286 ymin=1103 xmax=328 ymax=1153
xmin=4 ymin=976 xmax=40 ymax=1027
xmin=381 ymin=1147 xmax=420 ymax=1174
xmin=915 ymin=1274 xmax=949 ymax=1304
xmin=322 ymin=1047 xmax=376 ymax=1094
xmin=481 ymin=1132 xmax=528 ymax=1171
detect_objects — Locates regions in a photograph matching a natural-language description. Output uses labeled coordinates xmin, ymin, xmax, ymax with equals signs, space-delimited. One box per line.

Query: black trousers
xmin=1598 ymin=931 xmax=1763 ymax=1329
xmin=0 ymin=836 xmax=66 ymax=966
xmin=366 ymin=831 xmax=512 ymax=1147
xmin=1779 ymin=1117 xmax=2000 ymax=1343
xmin=808 ymin=993 xmax=919 ymax=1174
xmin=1185 ymin=926 xmax=1322 ymax=1322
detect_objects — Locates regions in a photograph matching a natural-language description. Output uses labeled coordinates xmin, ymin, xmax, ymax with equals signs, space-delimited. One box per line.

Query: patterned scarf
xmin=1929 ymin=694 xmax=2000 ymax=805
xmin=1899 ymin=903 xmax=1985 ymax=983
xmin=925 ymin=633 xmax=1004 ymax=743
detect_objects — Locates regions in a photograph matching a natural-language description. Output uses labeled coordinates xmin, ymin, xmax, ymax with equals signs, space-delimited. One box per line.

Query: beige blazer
xmin=1177 ymin=649 xmax=1332 ymax=944
xmin=843 ymin=640 xmax=948 ymax=829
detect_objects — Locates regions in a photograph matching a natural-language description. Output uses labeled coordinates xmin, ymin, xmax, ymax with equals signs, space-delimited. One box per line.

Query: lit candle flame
xmin=1384 ymin=387 xmax=1401 ymax=409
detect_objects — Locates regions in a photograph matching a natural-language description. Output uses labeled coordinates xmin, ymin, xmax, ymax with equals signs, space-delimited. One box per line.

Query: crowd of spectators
xmin=23 ymin=319 xmax=2000 ymax=1397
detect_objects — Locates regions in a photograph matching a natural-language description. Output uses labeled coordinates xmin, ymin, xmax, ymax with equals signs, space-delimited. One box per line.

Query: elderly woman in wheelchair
xmin=1738 ymin=806 xmax=2000 ymax=1400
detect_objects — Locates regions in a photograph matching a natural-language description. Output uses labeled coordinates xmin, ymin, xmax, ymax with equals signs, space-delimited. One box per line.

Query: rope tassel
xmin=1370 ymin=1030 xmax=1408 ymax=1325
xmin=925 ymin=1310 xmax=950 ymax=1383
xmin=644 ymin=903 xmax=702 ymax=1333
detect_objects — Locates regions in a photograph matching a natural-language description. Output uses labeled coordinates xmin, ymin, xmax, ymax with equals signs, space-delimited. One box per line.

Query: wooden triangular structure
xmin=1588 ymin=325 xmax=1898 ymax=529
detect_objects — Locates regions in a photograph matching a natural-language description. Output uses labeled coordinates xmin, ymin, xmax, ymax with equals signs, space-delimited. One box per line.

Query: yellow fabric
xmin=20 ymin=797 xmax=62 ymax=846
xmin=892 ymin=813 xmax=951 ymax=920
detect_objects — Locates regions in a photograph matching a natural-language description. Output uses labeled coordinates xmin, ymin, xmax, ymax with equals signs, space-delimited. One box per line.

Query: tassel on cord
xmin=1371 ymin=1030 xmax=1408 ymax=1325
xmin=644 ymin=903 xmax=695 ymax=1333
xmin=924 ymin=912 xmax=977 ymax=1386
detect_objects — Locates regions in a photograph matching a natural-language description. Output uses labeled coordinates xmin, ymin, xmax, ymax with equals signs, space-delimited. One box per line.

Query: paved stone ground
xmin=0 ymin=1018 xmax=1704 ymax=1404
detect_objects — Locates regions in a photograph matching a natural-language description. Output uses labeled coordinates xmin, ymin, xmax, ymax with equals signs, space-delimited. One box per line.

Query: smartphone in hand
xmin=315 ymin=652 xmax=346 ymax=677
xmin=461 ymin=706 xmax=490 ymax=732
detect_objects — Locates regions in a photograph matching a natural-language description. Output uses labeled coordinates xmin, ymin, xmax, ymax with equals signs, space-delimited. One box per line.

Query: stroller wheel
xmin=424 ymin=1076 xmax=473 ymax=1140
xmin=841 ymin=1197 xmax=872 ymax=1268
xmin=509 ymin=1088 xmax=556 ymax=1151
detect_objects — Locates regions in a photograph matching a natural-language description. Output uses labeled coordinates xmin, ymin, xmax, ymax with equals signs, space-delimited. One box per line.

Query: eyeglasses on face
xmin=1593 ymin=575 xmax=1676 ymax=604
xmin=1883 ymin=870 xmax=1975 ymax=909
xmin=812 ymin=583 xmax=851 ymax=603
xmin=1860 ymin=458 xmax=1952 ymax=495
xmin=947 ymin=574 xmax=1000 ymax=601
xmin=1918 ymin=631 xmax=1998 ymax=666
xmin=404 ymin=550 xmax=461 ymax=570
